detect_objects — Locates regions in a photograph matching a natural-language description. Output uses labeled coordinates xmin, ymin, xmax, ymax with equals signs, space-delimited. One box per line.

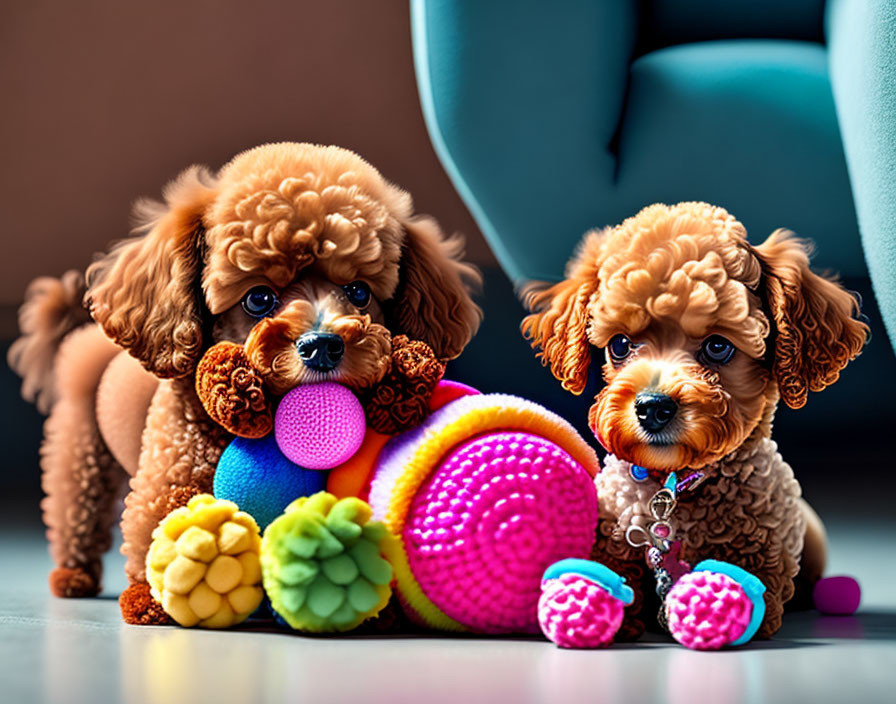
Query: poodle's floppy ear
xmin=520 ymin=229 xmax=604 ymax=395
xmin=753 ymin=229 xmax=869 ymax=409
xmin=383 ymin=215 xmax=482 ymax=360
xmin=86 ymin=166 xmax=218 ymax=378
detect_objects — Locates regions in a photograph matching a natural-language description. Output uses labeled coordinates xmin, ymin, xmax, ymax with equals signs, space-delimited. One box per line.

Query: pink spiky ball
xmin=274 ymin=382 xmax=366 ymax=470
xmin=665 ymin=571 xmax=753 ymax=650
xmin=538 ymin=573 xmax=627 ymax=648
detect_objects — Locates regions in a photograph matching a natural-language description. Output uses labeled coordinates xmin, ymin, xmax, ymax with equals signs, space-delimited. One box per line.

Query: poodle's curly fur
xmin=194 ymin=342 xmax=272 ymax=438
xmin=9 ymin=143 xmax=482 ymax=620
xmin=358 ymin=335 xmax=446 ymax=435
xmin=523 ymin=201 xmax=868 ymax=638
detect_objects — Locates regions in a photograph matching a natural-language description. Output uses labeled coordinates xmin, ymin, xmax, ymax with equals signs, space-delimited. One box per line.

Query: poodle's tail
xmin=7 ymin=270 xmax=93 ymax=414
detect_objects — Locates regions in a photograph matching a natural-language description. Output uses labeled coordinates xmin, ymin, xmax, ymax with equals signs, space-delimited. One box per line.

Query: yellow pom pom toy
xmin=146 ymin=494 xmax=264 ymax=628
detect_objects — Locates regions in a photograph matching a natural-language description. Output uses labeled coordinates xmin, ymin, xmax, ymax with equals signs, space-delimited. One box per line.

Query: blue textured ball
xmin=214 ymin=435 xmax=327 ymax=529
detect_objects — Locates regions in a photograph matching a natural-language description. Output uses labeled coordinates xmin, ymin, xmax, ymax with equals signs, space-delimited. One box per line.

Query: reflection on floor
xmin=1 ymin=518 xmax=894 ymax=704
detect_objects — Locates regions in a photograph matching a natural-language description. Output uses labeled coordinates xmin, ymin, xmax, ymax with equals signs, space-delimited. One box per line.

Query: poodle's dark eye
xmin=343 ymin=281 xmax=371 ymax=308
xmin=608 ymin=334 xmax=632 ymax=363
xmin=241 ymin=286 xmax=278 ymax=318
xmin=701 ymin=335 xmax=736 ymax=365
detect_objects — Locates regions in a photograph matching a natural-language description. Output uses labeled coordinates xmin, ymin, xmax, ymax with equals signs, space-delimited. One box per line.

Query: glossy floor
xmin=1 ymin=519 xmax=894 ymax=704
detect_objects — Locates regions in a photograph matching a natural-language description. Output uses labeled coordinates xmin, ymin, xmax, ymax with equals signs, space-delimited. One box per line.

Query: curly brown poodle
xmin=9 ymin=143 xmax=481 ymax=623
xmin=522 ymin=201 xmax=868 ymax=639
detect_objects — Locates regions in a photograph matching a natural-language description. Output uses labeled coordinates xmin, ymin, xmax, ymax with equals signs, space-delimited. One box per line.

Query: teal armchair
xmin=412 ymin=0 xmax=896 ymax=354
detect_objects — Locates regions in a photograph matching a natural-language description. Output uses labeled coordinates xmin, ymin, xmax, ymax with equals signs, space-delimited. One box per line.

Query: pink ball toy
xmin=539 ymin=573 xmax=627 ymax=648
xmin=274 ymin=382 xmax=366 ymax=470
xmin=666 ymin=571 xmax=754 ymax=650
xmin=402 ymin=432 xmax=598 ymax=634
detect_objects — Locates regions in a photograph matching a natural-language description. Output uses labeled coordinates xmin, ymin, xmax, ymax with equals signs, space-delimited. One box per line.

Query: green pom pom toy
xmin=260 ymin=492 xmax=394 ymax=632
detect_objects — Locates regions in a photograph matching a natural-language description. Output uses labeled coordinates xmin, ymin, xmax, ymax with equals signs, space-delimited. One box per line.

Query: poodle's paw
xmin=49 ymin=566 xmax=100 ymax=598
xmin=145 ymin=494 xmax=264 ymax=628
xmin=359 ymin=335 xmax=445 ymax=435
xmin=120 ymin=583 xmax=172 ymax=626
xmin=195 ymin=342 xmax=272 ymax=438
xmin=614 ymin=615 xmax=647 ymax=643
xmin=538 ymin=560 xmax=633 ymax=648
xmin=665 ymin=560 xmax=765 ymax=650
xmin=261 ymin=492 xmax=394 ymax=633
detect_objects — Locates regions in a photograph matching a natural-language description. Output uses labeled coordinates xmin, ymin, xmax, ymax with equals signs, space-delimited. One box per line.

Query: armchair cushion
xmin=618 ymin=39 xmax=860 ymax=275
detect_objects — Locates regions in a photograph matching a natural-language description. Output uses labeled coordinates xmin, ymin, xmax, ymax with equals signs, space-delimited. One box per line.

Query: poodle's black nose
xmin=635 ymin=392 xmax=678 ymax=433
xmin=296 ymin=332 xmax=344 ymax=372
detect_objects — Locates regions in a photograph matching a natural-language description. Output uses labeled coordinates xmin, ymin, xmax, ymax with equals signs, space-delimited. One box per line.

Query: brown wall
xmin=0 ymin=0 xmax=494 ymax=315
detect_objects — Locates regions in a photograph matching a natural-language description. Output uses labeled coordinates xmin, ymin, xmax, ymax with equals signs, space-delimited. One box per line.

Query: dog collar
xmin=630 ymin=464 xmax=706 ymax=494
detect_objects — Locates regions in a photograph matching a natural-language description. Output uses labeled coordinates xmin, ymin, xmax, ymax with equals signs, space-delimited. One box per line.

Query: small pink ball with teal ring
xmin=538 ymin=559 xmax=634 ymax=648
xmin=274 ymin=382 xmax=366 ymax=470
xmin=665 ymin=559 xmax=765 ymax=650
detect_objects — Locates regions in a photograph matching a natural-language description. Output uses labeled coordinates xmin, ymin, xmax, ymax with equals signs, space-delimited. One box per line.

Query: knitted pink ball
xmin=666 ymin=571 xmax=753 ymax=650
xmin=274 ymin=383 xmax=366 ymax=470
xmin=402 ymin=431 xmax=598 ymax=634
xmin=538 ymin=573 xmax=626 ymax=648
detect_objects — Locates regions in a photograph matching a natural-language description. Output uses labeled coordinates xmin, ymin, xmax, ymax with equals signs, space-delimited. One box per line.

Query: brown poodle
xmin=9 ymin=143 xmax=481 ymax=623
xmin=522 ymin=202 xmax=867 ymax=639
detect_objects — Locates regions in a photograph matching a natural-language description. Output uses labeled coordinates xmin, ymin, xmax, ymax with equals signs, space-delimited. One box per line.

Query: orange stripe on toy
xmin=326 ymin=428 xmax=391 ymax=500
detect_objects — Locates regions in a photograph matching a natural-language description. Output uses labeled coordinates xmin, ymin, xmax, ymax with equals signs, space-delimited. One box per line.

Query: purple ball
xmin=814 ymin=575 xmax=861 ymax=615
